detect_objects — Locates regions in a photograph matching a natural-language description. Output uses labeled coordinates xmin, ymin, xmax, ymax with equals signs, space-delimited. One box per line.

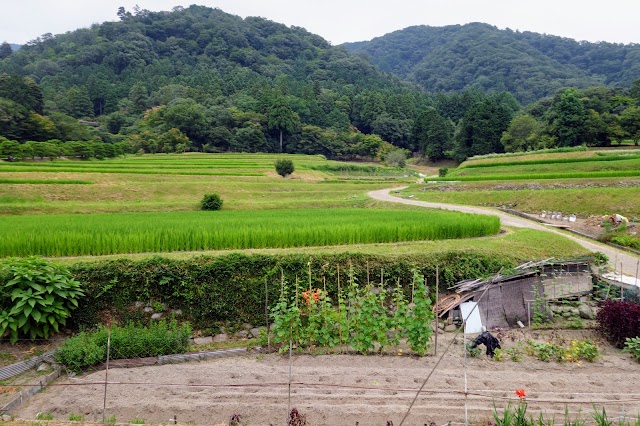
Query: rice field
xmin=0 ymin=153 xmax=415 ymax=215
xmin=429 ymin=169 xmax=640 ymax=181
xmin=0 ymin=208 xmax=500 ymax=257
xmin=400 ymin=185 xmax=640 ymax=218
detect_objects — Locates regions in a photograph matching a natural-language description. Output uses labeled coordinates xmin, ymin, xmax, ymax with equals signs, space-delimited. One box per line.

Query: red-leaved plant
xmin=596 ymin=300 xmax=640 ymax=348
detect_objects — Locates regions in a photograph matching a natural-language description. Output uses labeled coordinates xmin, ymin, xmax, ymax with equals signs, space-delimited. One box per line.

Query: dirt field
xmin=11 ymin=329 xmax=640 ymax=426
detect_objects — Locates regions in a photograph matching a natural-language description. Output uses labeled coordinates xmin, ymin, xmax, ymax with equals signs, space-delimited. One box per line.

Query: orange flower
xmin=302 ymin=289 xmax=322 ymax=306
xmin=515 ymin=389 xmax=526 ymax=400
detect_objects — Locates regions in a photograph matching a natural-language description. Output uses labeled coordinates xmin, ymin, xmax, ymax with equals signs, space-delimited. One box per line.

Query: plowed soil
xmin=13 ymin=329 xmax=640 ymax=426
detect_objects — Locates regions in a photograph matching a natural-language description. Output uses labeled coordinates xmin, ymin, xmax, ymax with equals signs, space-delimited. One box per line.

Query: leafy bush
xmin=610 ymin=235 xmax=640 ymax=250
xmin=466 ymin=343 xmax=482 ymax=358
xmin=55 ymin=320 xmax=191 ymax=372
xmin=0 ymin=257 xmax=84 ymax=343
xmin=438 ymin=167 xmax=449 ymax=177
xmin=275 ymin=159 xmax=295 ymax=177
xmin=527 ymin=340 xmax=564 ymax=362
xmin=505 ymin=346 xmax=523 ymax=362
xmin=68 ymin=251 xmax=514 ymax=331
xmin=384 ymin=149 xmax=407 ymax=167
xmin=570 ymin=339 xmax=599 ymax=362
xmin=200 ymin=193 xmax=223 ymax=211
xmin=623 ymin=337 xmax=640 ymax=361
xmin=596 ymin=300 xmax=640 ymax=348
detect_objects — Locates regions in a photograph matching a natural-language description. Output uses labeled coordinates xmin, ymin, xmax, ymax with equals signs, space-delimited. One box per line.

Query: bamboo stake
xmin=337 ymin=264 xmax=342 ymax=351
xmin=411 ymin=274 xmax=415 ymax=304
xmin=265 ymin=278 xmax=270 ymax=348
xmin=102 ymin=320 xmax=111 ymax=425
xmin=366 ymin=261 xmax=370 ymax=286
xmin=435 ymin=268 xmax=439 ymax=357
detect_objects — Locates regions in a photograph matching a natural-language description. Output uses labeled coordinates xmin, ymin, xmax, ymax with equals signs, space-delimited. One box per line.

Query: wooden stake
xmin=366 ymin=261 xmax=370 ymax=286
xmin=435 ymin=267 xmax=439 ymax=357
xmin=411 ymin=274 xmax=415 ymax=304
xmin=337 ymin=264 xmax=342 ymax=350
xmin=265 ymin=278 xmax=270 ymax=348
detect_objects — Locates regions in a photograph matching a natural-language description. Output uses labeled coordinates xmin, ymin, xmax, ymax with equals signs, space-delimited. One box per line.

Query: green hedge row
xmin=68 ymin=251 xmax=516 ymax=331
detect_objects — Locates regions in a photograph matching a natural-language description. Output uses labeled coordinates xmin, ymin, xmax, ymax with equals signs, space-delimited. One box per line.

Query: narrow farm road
xmin=369 ymin=187 xmax=640 ymax=279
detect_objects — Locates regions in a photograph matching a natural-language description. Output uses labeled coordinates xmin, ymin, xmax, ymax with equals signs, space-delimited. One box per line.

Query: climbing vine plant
xmin=270 ymin=267 xmax=435 ymax=355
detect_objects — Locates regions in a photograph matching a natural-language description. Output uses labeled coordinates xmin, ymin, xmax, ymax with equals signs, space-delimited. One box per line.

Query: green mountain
xmin=0 ymin=5 xmax=431 ymax=157
xmin=343 ymin=23 xmax=640 ymax=104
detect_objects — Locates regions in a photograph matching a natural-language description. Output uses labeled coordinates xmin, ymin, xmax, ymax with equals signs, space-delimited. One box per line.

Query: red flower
xmin=515 ymin=389 xmax=526 ymax=400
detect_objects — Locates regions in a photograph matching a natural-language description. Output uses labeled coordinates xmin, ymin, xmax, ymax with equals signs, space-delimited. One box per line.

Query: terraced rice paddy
xmin=0 ymin=208 xmax=500 ymax=257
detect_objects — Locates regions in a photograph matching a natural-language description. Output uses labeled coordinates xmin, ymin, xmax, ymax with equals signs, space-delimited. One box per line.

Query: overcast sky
xmin=2 ymin=0 xmax=639 ymax=46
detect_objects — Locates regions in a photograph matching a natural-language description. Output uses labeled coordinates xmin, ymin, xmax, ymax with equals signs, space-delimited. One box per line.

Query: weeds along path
xmin=368 ymin=187 xmax=640 ymax=277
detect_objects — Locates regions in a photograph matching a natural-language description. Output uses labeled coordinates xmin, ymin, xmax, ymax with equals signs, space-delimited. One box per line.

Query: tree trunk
xmin=280 ymin=130 xmax=283 ymax=152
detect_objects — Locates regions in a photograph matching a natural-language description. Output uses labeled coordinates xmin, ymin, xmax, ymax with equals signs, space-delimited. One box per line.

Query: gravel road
xmin=368 ymin=187 xmax=640 ymax=279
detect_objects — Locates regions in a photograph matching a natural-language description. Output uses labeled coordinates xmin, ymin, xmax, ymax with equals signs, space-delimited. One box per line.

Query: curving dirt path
xmin=368 ymin=187 xmax=640 ymax=278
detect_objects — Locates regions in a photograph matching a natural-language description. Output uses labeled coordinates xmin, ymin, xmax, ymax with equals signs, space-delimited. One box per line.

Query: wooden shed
xmin=437 ymin=259 xmax=594 ymax=330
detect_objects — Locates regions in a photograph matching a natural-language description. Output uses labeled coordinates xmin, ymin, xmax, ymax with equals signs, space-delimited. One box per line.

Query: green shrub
xmin=0 ymin=257 xmax=84 ymax=343
xmin=527 ymin=340 xmax=564 ymax=362
xmin=68 ymin=413 xmax=84 ymax=421
xmin=384 ymin=149 xmax=407 ymax=167
xmin=55 ymin=320 xmax=191 ymax=372
xmin=438 ymin=167 xmax=449 ymax=177
xmin=67 ymin=252 xmax=514 ymax=332
xmin=505 ymin=346 xmax=523 ymax=362
xmin=275 ymin=158 xmax=295 ymax=177
xmin=466 ymin=343 xmax=482 ymax=358
xmin=623 ymin=337 xmax=640 ymax=361
xmin=610 ymin=235 xmax=640 ymax=250
xmin=200 ymin=193 xmax=223 ymax=211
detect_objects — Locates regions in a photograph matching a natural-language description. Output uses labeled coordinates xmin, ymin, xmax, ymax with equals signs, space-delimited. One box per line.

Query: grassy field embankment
xmin=410 ymin=149 xmax=640 ymax=219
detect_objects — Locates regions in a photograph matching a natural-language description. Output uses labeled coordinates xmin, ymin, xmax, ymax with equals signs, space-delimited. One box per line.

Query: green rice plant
xmin=0 ymin=165 xmax=263 ymax=176
xmin=458 ymin=153 xmax=640 ymax=169
xmin=104 ymin=415 xmax=117 ymax=424
xmin=130 ymin=417 xmax=145 ymax=424
xmin=0 ymin=178 xmax=93 ymax=184
xmin=0 ymin=208 xmax=500 ymax=257
xmin=427 ymin=169 xmax=640 ymax=182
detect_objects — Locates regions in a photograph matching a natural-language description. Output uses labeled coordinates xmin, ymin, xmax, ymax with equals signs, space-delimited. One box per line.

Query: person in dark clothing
xmin=470 ymin=328 xmax=501 ymax=357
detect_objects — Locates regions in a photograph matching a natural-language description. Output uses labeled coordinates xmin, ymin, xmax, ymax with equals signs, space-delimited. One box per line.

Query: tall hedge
xmin=68 ymin=251 xmax=515 ymax=331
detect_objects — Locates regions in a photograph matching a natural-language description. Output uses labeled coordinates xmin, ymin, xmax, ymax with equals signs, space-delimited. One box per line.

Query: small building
xmin=437 ymin=258 xmax=593 ymax=330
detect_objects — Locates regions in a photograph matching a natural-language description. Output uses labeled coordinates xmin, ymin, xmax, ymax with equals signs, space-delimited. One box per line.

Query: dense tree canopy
xmin=344 ymin=23 xmax=640 ymax=104
xmin=0 ymin=6 xmax=638 ymax=161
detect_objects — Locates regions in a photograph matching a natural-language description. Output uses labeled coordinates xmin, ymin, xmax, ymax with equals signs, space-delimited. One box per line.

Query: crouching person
xmin=470 ymin=327 xmax=501 ymax=357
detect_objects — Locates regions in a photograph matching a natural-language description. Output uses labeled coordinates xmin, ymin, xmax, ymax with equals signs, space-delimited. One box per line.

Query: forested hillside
xmin=0 ymin=6 xmax=639 ymax=163
xmin=0 ymin=5 xmax=432 ymax=159
xmin=344 ymin=23 xmax=640 ymax=104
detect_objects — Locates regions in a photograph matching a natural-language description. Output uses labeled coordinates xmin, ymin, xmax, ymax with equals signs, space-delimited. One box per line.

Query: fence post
xmin=102 ymin=321 xmax=112 ymax=425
